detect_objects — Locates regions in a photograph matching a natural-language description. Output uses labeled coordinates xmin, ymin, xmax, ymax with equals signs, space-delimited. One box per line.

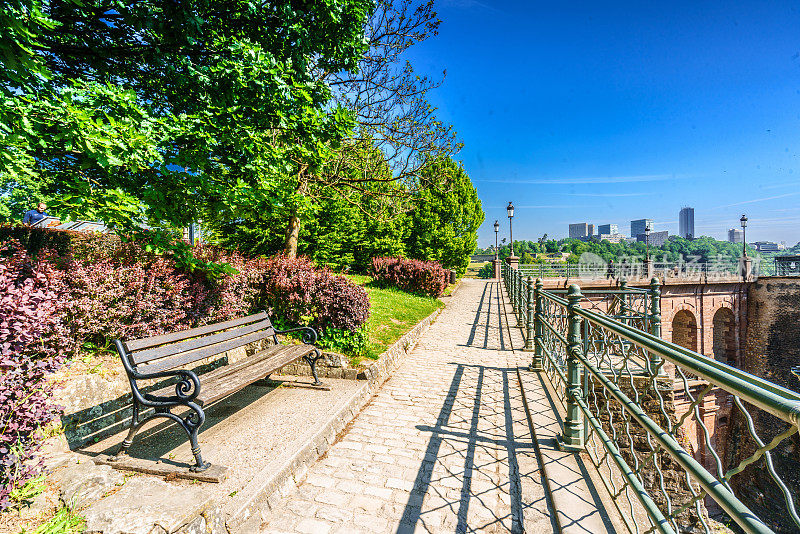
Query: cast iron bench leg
xmin=112 ymin=400 xmax=141 ymax=460
xmin=184 ymin=402 xmax=211 ymax=472
xmin=303 ymin=348 xmax=325 ymax=386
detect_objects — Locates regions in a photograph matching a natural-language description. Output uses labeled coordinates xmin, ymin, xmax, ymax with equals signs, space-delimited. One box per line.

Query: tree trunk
xmin=284 ymin=211 xmax=300 ymax=258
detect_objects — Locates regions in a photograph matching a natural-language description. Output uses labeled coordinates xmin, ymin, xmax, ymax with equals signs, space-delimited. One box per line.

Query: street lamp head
xmin=645 ymin=225 xmax=650 ymax=236
xmin=740 ymin=214 xmax=747 ymax=228
xmin=506 ymin=202 xmax=514 ymax=219
xmin=493 ymin=220 xmax=499 ymax=232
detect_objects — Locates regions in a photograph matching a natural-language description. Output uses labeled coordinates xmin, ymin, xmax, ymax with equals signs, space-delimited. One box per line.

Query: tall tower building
xmin=598 ymin=224 xmax=618 ymax=235
xmin=630 ymin=219 xmax=653 ymax=238
xmin=569 ymin=223 xmax=589 ymax=239
xmin=679 ymin=207 xmax=695 ymax=239
xmin=727 ymin=229 xmax=743 ymax=243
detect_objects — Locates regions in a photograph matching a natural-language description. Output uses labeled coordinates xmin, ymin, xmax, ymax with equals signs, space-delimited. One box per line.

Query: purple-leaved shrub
xmin=0 ymin=242 xmax=72 ymax=510
xmin=255 ymin=256 xmax=370 ymax=333
xmin=370 ymin=256 xmax=448 ymax=298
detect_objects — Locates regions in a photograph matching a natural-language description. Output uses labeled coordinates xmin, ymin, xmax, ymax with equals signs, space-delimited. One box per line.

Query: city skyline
xmin=404 ymin=1 xmax=800 ymax=248
xmin=507 ymin=207 xmax=791 ymax=247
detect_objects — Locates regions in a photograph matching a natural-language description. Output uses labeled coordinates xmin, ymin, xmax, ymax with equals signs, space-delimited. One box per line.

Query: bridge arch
xmin=712 ymin=306 xmax=737 ymax=367
xmin=671 ymin=309 xmax=698 ymax=352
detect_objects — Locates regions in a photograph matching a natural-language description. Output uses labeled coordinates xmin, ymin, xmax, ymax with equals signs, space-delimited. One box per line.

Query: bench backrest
xmin=117 ymin=311 xmax=276 ymax=374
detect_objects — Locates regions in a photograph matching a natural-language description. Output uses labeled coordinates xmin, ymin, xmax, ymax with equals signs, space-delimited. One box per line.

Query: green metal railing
xmin=502 ymin=263 xmax=800 ymax=534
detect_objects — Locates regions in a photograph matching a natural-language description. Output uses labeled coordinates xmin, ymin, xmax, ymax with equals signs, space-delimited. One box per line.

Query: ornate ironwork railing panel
xmin=501 ymin=264 xmax=800 ymax=534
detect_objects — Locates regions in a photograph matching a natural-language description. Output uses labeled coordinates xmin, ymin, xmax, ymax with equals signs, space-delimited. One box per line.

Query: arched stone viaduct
xmin=659 ymin=281 xmax=747 ymax=366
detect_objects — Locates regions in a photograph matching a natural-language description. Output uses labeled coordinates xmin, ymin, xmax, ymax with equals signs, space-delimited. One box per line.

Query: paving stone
xmin=314 ymin=490 xmax=350 ymax=507
xmin=363 ymin=486 xmax=393 ymax=500
xmin=315 ymin=505 xmax=355 ymax=523
xmin=295 ymin=518 xmax=332 ymax=534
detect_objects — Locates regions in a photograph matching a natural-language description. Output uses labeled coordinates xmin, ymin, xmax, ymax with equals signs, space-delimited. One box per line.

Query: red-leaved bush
xmin=255 ymin=256 xmax=370 ymax=332
xmin=0 ymin=242 xmax=72 ymax=510
xmin=370 ymin=256 xmax=448 ymax=298
xmin=62 ymin=243 xmax=259 ymax=345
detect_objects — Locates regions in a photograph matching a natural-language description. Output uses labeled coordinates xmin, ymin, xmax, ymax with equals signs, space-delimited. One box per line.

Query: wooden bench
xmin=111 ymin=311 xmax=325 ymax=472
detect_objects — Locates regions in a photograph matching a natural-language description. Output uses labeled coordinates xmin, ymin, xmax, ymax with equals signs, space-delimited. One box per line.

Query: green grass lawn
xmin=347 ymin=275 xmax=444 ymax=364
xmin=465 ymin=261 xmax=487 ymax=278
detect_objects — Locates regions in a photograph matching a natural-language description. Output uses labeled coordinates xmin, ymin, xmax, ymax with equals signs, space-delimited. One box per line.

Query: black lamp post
xmin=644 ymin=223 xmax=651 ymax=262
xmin=507 ymin=202 xmax=515 ymax=257
xmin=740 ymin=214 xmax=748 ymax=258
xmin=493 ymin=220 xmax=500 ymax=260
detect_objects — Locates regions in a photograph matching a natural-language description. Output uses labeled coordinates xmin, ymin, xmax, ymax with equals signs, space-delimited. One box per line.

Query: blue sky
xmin=405 ymin=1 xmax=800 ymax=247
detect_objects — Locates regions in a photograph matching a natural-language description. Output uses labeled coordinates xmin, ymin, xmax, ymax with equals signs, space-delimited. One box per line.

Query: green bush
xmin=316 ymin=326 xmax=371 ymax=359
xmin=0 ymin=225 xmax=122 ymax=260
xmin=477 ymin=262 xmax=494 ymax=279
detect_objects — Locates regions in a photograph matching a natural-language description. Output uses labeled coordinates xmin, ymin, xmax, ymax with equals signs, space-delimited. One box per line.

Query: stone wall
xmin=726 ymin=277 xmax=800 ymax=534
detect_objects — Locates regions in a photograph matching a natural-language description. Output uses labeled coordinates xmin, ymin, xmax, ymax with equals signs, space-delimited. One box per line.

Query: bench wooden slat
xmin=148 ymin=344 xmax=316 ymax=405
xmin=136 ymin=329 xmax=273 ymax=374
xmin=124 ymin=311 xmax=268 ymax=352
xmin=131 ymin=318 xmax=274 ymax=365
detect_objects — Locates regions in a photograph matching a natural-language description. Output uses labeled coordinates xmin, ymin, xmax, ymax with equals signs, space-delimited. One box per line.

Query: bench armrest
xmin=136 ymin=368 xmax=202 ymax=406
xmin=274 ymin=326 xmax=318 ymax=345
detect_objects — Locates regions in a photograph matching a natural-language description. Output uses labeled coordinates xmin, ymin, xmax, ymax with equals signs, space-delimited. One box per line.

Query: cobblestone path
xmin=259 ymin=279 xmax=554 ymax=533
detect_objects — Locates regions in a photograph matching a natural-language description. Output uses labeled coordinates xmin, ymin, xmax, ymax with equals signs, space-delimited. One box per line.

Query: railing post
xmin=559 ymin=284 xmax=584 ymax=452
xmin=510 ymin=267 xmax=518 ymax=316
xmin=529 ymin=278 xmax=544 ymax=371
xmin=619 ymin=279 xmax=629 ymax=325
xmin=648 ymin=277 xmax=663 ymax=374
xmin=523 ymin=276 xmax=534 ymax=351
xmin=517 ymin=270 xmax=525 ymax=326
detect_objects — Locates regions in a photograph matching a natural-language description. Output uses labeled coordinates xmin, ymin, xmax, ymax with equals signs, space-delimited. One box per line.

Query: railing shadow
xmin=398 ymin=360 xmax=557 ymax=533
xmin=460 ymin=280 xmax=505 ymax=351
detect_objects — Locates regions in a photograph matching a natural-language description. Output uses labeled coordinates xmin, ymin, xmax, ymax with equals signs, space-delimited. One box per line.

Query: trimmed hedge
xmin=0 ymin=224 xmax=120 ymax=260
xmin=369 ymin=256 xmax=448 ymax=298
xmin=254 ymin=255 xmax=370 ymax=333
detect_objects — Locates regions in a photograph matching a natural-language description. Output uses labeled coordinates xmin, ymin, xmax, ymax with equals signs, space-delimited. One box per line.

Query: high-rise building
xmin=679 ymin=207 xmax=695 ymax=239
xmin=637 ymin=231 xmax=669 ymax=247
xmin=587 ymin=224 xmax=594 ymax=237
xmin=630 ymin=219 xmax=653 ymax=237
xmin=598 ymin=224 xmax=618 ymax=235
xmin=727 ymin=229 xmax=743 ymax=243
xmin=569 ymin=223 xmax=589 ymax=239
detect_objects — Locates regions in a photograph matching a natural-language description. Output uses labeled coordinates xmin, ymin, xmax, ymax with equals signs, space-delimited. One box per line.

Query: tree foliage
xmin=1 ymin=0 xmax=373 ymax=266
xmin=406 ymin=157 xmax=483 ymax=275
xmin=484 ymin=235 xmax=758 ymax=264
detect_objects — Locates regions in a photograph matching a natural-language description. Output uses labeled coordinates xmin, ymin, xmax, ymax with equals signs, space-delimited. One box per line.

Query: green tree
xmin=407 ymin=157 xmax=483 ymax=275
xmin=1 ymin=0 xmax=373 ymax=270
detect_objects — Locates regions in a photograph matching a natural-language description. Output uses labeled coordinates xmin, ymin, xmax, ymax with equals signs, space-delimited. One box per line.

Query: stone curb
xmin=224 ymin=305 xmax=444 ymax=533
